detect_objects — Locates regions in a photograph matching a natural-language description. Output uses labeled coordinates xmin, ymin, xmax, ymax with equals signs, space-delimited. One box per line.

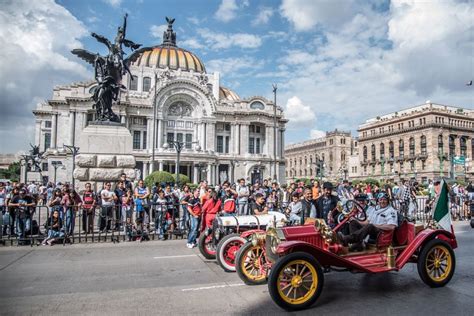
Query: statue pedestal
xmin=79 ymin=122 xmax=132 ymax=154
xmin=74 ymin=122 xmax=136 ymax=191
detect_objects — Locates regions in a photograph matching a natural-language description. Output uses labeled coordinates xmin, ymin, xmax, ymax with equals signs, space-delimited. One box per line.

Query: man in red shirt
xmin=186 ymin=188 xmax=202 ymax=248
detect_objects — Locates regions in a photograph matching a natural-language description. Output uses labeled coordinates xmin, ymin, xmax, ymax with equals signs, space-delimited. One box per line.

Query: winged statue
xmin=71 ymin=13 xmax=147 ymax=122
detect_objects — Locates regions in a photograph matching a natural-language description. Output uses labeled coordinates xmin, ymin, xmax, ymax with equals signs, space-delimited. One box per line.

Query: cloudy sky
xmin=0 ymin=0 xmax=473 ymax=154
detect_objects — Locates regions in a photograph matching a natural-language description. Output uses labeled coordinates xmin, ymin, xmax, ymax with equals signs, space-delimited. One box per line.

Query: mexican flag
xmin=432 ymin=180 xmax=452 ymax=232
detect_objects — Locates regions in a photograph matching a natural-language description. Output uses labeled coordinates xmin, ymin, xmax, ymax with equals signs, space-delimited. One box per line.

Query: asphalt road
xmin=0 ymin=222 xmax=473 ymax=316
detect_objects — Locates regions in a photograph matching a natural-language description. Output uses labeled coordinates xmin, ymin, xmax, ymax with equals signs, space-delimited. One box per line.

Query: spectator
xmin=186 ymin=188 xmax=202 ymax=248
xmin=121 ymin=188 xmax=133 ymax=233
xmin=153 ymin=190 xmax=168 ymax=240
xmin=114 ymin=181 xmax=126 ymax=231
xmin=179 ymin=185 xmax=191 ymax=231
xmin=64 ymin=190 xmax=82 ymax=235
xmin=250 ymin=193 xmax=268 ymax=215
xmin=315 ymin=182 xmax=339 ymax=224
xmin=82 ymin=183 xmax=96 ymax=234
xmin=42 ymin=209 xmax=64 ymax=246
xmin=266 ymin=189 xmax=279 ymax=212
xmin=9 ymin=188 xmax=36 ymax=244
xmin=202 ymin=190 xmax=221 ymax=230
xmin=120 ymin=173 xmax=133 ymax=191
xmin=100 ymin=182 xmax=116 ymax=232
xmin=0 ymin=182 xmax=6 ymax=236
xmin=286 ymin=193 xmax=302 ymax=223
xmin=236 ymin=178 xmax=250 ymax=215
xmin=301 ymin=188 xmax=317 ymax=223
xmin=135 ymin=180 xmax=150 ymax=229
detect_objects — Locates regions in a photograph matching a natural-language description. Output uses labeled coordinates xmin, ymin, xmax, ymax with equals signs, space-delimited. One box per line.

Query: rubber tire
xmin=216 ymin=233 xmax=246 ymax=272
xmin=470 ymin=219 xmax=474 ymax=228
xmin=417 ymin=238 xmax=456 ymax=288
xmin=235 ymin=241 xmax=268 ymax=285
xmin=198 ymin=233 xmax=216 ymax=260
xmin=268 ymin=252 xmax=324 ymax=311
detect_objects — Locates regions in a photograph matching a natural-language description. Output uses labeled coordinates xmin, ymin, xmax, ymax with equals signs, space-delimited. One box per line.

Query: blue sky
xmin=0 ymin=0 xmax=473 ymax=153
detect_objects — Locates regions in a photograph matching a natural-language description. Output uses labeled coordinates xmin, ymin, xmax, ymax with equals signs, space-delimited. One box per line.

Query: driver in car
xmin=338 ymin=192 xmax=398 ymax=251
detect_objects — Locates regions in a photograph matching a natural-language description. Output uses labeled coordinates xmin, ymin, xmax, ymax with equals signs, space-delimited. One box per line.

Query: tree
xmin=144 ymin=171 xmax=191 ymax=188
xmin=0 ymin=162 xmax=20 ymax=182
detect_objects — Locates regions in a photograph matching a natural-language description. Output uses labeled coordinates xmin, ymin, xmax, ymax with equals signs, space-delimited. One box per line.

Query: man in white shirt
xmin=236 ymin=178 xmax=250 ymax=215
xmin=338 ymin=192 xmax=398 ymax=251
xmin=100 ymin=182 xmax=116 ymax=232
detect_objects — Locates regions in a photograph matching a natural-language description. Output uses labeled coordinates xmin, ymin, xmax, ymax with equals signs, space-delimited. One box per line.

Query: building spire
xmin=163 ymin=17 xmax=176 ymax=46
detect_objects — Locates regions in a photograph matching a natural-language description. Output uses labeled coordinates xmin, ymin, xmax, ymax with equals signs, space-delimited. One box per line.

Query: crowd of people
xmin=0 ymin=174 xmax=473 ymax=247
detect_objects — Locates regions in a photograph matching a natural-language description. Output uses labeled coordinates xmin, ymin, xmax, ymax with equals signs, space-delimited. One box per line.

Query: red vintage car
xmin=240 ymin=201 xmax=457 ymax=311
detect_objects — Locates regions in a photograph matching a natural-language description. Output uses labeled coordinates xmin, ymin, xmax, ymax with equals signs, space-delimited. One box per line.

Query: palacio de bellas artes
xmin=1 ymin=1 xmax=474 ymax=315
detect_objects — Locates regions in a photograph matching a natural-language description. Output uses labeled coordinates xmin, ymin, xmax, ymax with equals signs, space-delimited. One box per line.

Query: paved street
xmin=0 ymin=222 xmax=473 ymax=316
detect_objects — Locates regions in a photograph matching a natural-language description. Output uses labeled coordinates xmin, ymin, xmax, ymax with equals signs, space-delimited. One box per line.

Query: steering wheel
xmin=344 ymin=199 xmax=367 ymax=222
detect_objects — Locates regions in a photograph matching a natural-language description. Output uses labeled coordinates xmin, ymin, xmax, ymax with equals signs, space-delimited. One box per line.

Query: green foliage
xmin=177 ymin=174 xmax=190 ymax=186
xmin=0 ymin=162 xmax=20 ymax=182
xmin=363 ymin=178 xmax=380 ymax=187
xmin=294 ymin=178 xmax=312 ymax=186
xmin=186 ymin=183 xmax=198 ymax=190
xmin=144 ymin=171 xmax=175 ymax=188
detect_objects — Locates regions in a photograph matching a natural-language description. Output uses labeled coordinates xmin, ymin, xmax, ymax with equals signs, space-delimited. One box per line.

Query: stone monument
xmin=71 ymin=14 xmax=144 ymax=189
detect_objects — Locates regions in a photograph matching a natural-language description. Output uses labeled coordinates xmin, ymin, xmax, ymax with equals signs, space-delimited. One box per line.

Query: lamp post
xmin=465 ymin=158 xmax=471 ymax=182
xmin=51 ymin=161 xmax=63 ymax=184
xmin=272 ymin=83 xmax=278 ymax=181
xmin=62 ymin=144 xmax=80 ymax=188
xmin=163 ymin=140 xmax=200 ymax=185
xmin=151 ymin=72 xmax=158 ymax=173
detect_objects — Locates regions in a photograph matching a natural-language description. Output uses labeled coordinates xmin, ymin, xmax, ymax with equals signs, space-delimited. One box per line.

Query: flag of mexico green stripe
xmin=432 ymin=180 xmax=453 ymax=232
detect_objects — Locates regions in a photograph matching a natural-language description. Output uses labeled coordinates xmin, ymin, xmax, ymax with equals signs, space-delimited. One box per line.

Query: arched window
xmin=449 ymin=135 xmax=455 ymax=157
xmin=389 ymin=141 xmax=394 ymax=159
xmin=460 ymin=137 xmax=467 ymax=157
xmin=371 ymin=144 xmax=376 ymax=161
xmin=421 ymin=135 xmax=427 ymax=155
xmin=380 ymin=143 xmax=385 ymax=159
xmin=409 ymin=137 xmax=415 ymax=156
xmin=129 ymin=75 xmax=138 ymax=91
xmin=438 ymin=135 xmax=444 ymax=153
xmin=399 ymin=139 xmax=404 ymax=158
xmin=363 ymin=146 xmax=367 ymax=161
xmin=143 ymin=77 xmax=151 ymax=92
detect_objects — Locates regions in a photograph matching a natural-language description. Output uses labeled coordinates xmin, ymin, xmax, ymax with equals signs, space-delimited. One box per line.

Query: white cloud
xmin=310 ymin=129 xmax=326 ymax=139
xmin=215 ymin=0 xmax=238 ymax=23
xmin=149 ymin=24 xmax=167 ymax=38
xmin=187 ymin=16 xmax=200 ymax=25
xmin=206 ymin=56 xmax=263 ymax=78
xmin=252 ymin=7 xmax=274 ymax=26
xmin=180 ymin=38 xmax=205 ymax=50
xmin=280 ymin=0 xmax=356 ymax=31
xmin=284 ymin=96 xmax=316 ymax=127
xmin=193 ymin=28 xmax=262 ymax=50
xmin=277 ymin=0 xmax=474 ymax=146
xmin=0 ymin=0 xmax=89 ymax=153
xmin=102 ymin=0 xmax=122 ymax=8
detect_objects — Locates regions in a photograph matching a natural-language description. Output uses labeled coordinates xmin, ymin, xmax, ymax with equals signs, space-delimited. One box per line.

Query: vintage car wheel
xmin=268 ymin=252 xmax=324 ymax=311
xmin=216 ymin=233 xmax=246 ymax=272
xmin=198 ymin=233 xmax=216 ymax=260
xmin=236 ymin=242 xmax=268 ymax=285
xmin=417 ymin=239 xmax=456 ymax=288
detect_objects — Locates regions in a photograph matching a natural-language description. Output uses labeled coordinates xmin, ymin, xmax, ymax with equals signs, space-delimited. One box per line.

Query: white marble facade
xmin=32 ymin=24 xmax=287 ymax=186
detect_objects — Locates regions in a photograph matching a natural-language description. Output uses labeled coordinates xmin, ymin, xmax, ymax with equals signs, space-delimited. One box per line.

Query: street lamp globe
xmin=162 ymin=143 xmax=169 ymax=150
xmin=194 ymin=144 xmax=201 ymax=151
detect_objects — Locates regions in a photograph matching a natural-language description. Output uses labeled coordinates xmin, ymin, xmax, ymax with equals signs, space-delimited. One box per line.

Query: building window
xmin=133 ymin=131 xmax=141 ymax=149
xmin=142 ymin=131 xmax=147 ymax=149
xmin=217 ymin=136 xmax=224 ymax=153
xmin=167 ymin=132 xmax=174 ymax=144
xmin=45 ymin=121 xmax=52 ymax=128
xmin=176 ymin=133 xmax=183 ymax=143
xmin=399 ymin=139 xmax=404 ymax=159
xmin=380 ymin=143 xmax=385 ymax=159
xmin=438 ymin=135 xmax=444 ymax=154
xmin=185 ymin=134 xmax=192 ymax=149
xmin=225 ymin=136 xmax=230 ymax=154
xmin=460 ymin=137 xmax=467 ymax=157
xmin=129 ymin=75 xmax=138 ymax=91
xmin=371 ymin=144 xmax=376 ymax=161
xmin=389 ymin=141 xmax=394 ymax=159
xmin=44 ymin=132 xmax=51 ymax=150
xmin=256 ymin=138 xmax=261 ymax=154
xmin=249 ymin=137 xmax=255 ymax=154
xmin=363 ymin=146 xmax=367 ymax=161
xmin=449 ymin=135 xmax=455 ymax=157
xmin=143 ymin=77 xmax=151 ymax=92
xmin=42 ymin=162 xmax=49 ymax=172
xmin=409 ymin=137 xmax=415 ymax=156
xmin=422 ymin=160 xmax=426 ymax=170
xmin=421 ymin=135 xmax=427 ymax=155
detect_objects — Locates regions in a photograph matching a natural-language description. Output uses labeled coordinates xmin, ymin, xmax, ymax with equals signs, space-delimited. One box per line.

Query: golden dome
xmin=219 ymin=86 xmax=240 ymax=101
xmin=132 ymin=46 xmax=206 ymax=73
xmin=131 ymin=17 xmax=205 ymax=73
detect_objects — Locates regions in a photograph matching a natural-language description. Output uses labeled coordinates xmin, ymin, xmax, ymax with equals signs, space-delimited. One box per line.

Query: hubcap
xmin=277 ymin=260 xmax=318 ymax=305
xmin=426 ymin=245 xmax=452 ymax=282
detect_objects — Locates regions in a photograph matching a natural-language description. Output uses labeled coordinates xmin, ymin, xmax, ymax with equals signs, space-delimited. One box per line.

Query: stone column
xmin=51 ymin=113 xmax=58 ymax=149
xmin=157 ymin=118 xmax=163 ymax=149
xmin=281 ymin=129 xmax=285 ymax=158
xmin=236 ymin=124 xmax=241 ymax=155
xmin=143 ymin=161 xmax=149 ymax=178
xmin=159 ymin=162 xmax=164 ymax=171
xmin=200 ymin=122 xmax=206 ymax=150
xmin=193 ymin=165 xmax=199 ymax=183
xmin=215 ymin=163 xmax=220 ymax=184
xmin=265 ymin=124 xmax=273 ymax=156
xmin=146 ymin=118 xmax=153 ymax=151
xmin=207 ymin=164 xmax=212 ymax=183
xmin=207 ymin=122 xmax=216 ymax=151
xmin=82 ymin=112 xmax=88 ymax=128
xmin=241 ymin=123 xmax=249 ymax=155
xmin=69 ymin=111 xmax=75 ymax=145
